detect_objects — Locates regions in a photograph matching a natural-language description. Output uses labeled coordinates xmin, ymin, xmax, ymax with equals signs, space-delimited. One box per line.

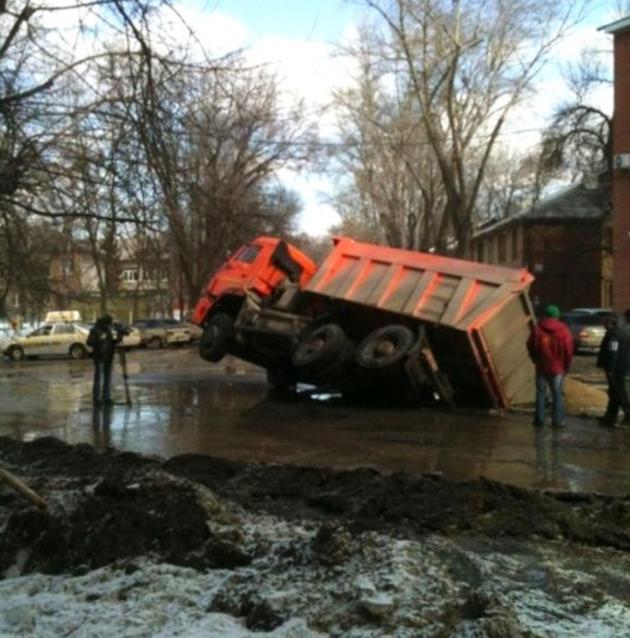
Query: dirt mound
xmin=565 ymin=378 xmax=607 ymax=415
xmin=165 ymin=451 xmax=630 ymax=551
xmin=0 ymin=436 xmax=158 ymax=477
xmin=0 ymin=466 xmax=249 ymax=577
xmin=3 ymin=438 xmax=630 ymax=580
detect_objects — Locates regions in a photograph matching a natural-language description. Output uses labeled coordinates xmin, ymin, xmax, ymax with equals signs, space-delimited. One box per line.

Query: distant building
xmin=47 ymin=236 xmax=172 ymax=323
xmin=48 ymin=241 xmax=101 ymax=305
xmin=601 ymin=17 xmax=630 ymax=311
xmin=116 ymin=236 xmax=171 ymax=320
xmin=470 ymin=177 xmax=612 ymax=311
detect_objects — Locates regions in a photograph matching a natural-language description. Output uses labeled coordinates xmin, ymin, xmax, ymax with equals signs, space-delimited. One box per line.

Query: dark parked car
xmin=561 ymin=311 xmax=611 ymax=353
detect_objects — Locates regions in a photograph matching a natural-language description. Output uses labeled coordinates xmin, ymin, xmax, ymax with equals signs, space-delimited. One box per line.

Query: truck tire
xmin=356 ymin=325 xmax=415 ymax=371
xmin=69 ymin=343 xmax=87 ymax=360
xmin=7 ymin=346 xmax=24 ymax=362
xmin=292 ymin=323 xmax=353 ymax=379
xmin=199 ymin=313 xmax=233 ymax=363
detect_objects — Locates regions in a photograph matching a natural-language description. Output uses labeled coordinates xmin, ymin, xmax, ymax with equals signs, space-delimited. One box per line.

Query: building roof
xmin=472 ymin=179 xmax=610 ymax=240
xmin=599 ymin=16 xmax=630 ymax=35
xmin=531 ymin=181 xmax=610 ymax=220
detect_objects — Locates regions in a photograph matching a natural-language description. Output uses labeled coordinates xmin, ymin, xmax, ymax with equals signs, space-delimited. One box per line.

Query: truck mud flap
xmin=404 ymin=329 xmax=455 ymax=408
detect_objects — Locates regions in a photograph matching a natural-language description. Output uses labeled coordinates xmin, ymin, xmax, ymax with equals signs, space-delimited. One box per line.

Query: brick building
xmin=470 ymin=177 xmax=612 ymax=311
xmin=47 ymin=237 xmax=172 ymax=323
xmin=602 ymin=17 xmax=630 ymax=312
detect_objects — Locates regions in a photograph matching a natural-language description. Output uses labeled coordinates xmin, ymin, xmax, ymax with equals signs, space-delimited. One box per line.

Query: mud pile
xmin=2 ymin=435 xmax=630 ymax=579
xmin=3 ymin=437 xmax=630 ymax=636
xmin=0 ymin=438 xmax=249 ymax=577
xmin=164 ymin=453 xmax=630 ymax=551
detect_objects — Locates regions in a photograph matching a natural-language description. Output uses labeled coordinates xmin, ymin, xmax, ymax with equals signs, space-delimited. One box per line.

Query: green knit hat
xmin=544 ymin=304 xmax=560 ymax=318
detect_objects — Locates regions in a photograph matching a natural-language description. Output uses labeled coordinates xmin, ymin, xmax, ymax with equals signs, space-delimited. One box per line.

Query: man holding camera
xmin=87 ymin=314 xmax=123 ymax=406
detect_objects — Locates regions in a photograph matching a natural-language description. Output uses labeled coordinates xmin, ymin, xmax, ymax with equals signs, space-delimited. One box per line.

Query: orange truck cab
xmin=191 ymin=237 xmax=316 ymax=327
xmin=192 ymin=235 xmax=536 ymax=409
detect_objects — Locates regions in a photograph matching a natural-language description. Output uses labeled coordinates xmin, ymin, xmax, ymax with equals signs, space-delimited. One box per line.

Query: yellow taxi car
xmin=1 ymin=322 xmax=91 ymax=361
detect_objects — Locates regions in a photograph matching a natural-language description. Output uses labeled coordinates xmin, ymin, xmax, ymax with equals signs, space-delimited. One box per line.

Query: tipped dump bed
xmin=305 ymin=238 xmax=536 ymax=409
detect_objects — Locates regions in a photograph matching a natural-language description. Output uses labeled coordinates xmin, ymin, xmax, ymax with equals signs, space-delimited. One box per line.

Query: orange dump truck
xmin=192 ymin=236 xmax=536 ymax=409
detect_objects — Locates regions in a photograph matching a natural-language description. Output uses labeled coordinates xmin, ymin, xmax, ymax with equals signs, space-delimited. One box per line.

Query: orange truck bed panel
xmin=306 ymin=237 xmax=535 ymax=409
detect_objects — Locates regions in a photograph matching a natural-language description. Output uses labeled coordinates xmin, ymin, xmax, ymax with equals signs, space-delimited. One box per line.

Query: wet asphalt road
xmin=1 ymin=348 xmax=629 ymax=495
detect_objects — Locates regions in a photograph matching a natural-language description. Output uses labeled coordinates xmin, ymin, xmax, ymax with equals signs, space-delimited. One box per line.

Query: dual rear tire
xmin=291 ymin=324 xmax=354 ymax=381
xmin=355 ymin=325 xmax=415 ymax=372
xmin=291 ymin=322 xmax=416 ymax=384
xmin=200 ymin=313 xmax=417 ymax=395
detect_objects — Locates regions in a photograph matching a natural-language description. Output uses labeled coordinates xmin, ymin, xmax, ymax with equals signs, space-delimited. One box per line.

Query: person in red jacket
xmin=527 ymin=304 xmax=574 ymax=428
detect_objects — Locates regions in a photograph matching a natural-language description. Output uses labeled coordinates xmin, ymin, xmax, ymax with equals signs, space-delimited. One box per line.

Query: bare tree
xmin=99 ymin=8 xmax=314 ymax=309
xmin=0 ymin=0 xmax=171 ymax=318
xmin=475 ymin=148 xmax=548 ymax=223
xmin=541 ymin=104 xmax=612 ymax=181
xmin=0 ymin=1 xmax=167 ymax=222
xmin=540 ymin=21 xmax=615 ymax=183
xmin=0 ymin=213 xmax=55 ymax=318
xmin=335 ymin=0 xmax=585 ymax=255
xmin=333 ymin=33 xmax=445 ymax=250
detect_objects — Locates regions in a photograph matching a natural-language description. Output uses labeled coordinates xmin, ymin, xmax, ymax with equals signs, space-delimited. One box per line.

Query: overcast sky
xmin=166 ymin=1 xmax=620 ymax=234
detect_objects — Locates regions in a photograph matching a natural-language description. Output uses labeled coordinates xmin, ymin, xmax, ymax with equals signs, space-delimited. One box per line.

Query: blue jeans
xmin=93 ymin=359 xmax=113 ymax=403
xmin=535 ymin=373 xmax=565 ymax=426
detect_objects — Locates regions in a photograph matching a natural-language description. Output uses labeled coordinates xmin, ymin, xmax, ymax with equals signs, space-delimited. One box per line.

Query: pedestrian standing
xmin=606 ymin=309 xmax=630 ymax=427
xmin=527 ymin=304 xmax=574 ymax=428
xmin=597 ymin=314 xmax=624 ymax=427
xmin=87 ymin=315 xmax=121 ymax=406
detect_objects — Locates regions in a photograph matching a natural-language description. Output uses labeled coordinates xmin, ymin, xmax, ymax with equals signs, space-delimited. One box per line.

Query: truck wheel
xmin=199 ymin=313 xmax=233 ymax=363
xmin=292 ymin=323 xmax=353 ymax=378
xmin=356 ymin=325 xmax=415 ymax=371
xmin=69 ymin=344 xmax=87 ymax=360
xmin=7 ymin=346 xmax=24 ymax=362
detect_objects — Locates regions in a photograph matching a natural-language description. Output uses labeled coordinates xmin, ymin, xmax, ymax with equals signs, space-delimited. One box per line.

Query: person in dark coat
xmin=597 ymin=314 xmax=624 ymax=426
xmin=527 ymin=304 xmax=574 ymax=428
xmin=87 ymin=314 xmax=122 ymax=405
xmin=606 ymin=309 xmax=630 ymax=427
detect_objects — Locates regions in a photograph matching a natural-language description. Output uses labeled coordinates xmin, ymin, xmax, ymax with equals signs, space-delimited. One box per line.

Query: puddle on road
xmin=1 ymin=354 xmax=630 ymax=495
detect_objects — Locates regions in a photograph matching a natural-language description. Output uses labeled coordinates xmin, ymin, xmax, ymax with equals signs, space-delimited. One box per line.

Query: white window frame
xmin=122 ymin=269 xmax=140 ymax=283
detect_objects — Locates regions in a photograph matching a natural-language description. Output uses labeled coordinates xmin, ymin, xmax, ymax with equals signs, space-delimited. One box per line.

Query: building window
xmin=476 ymin=242 xmax=484 ymax=262
xmin=122 ymin=269 xmax=139 ymax=282
xmin=498 ymin=233 xmax=507 ymax=263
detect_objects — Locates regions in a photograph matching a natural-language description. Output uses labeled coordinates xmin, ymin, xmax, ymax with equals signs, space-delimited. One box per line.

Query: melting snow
xmin=1 ymin=511 xmax=630 ymax=636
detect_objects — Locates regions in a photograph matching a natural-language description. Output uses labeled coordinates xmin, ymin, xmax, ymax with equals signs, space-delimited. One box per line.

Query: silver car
xmin=131 ymin=319 xmax=193 ymax=349
xmin=1 ymin=322 xmax=91 ymax=361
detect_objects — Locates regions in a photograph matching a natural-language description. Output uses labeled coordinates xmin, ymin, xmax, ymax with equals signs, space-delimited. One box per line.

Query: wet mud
xmin=2 ymin=436 xmax=630 ymax=580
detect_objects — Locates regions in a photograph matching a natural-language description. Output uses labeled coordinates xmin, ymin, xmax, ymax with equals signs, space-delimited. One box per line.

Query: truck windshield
xmin=234 ymin=244 xmax=261 ymax=264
